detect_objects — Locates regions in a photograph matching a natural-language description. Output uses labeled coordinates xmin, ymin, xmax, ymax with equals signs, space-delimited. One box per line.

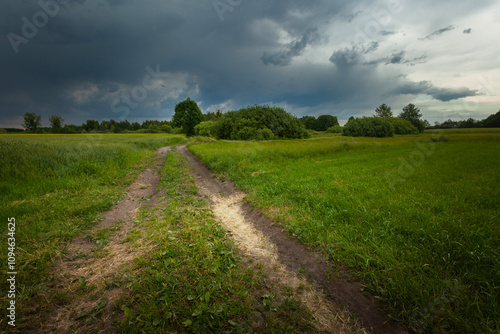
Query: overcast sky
xmin=1 ymin=0 xmax=499 ymax=127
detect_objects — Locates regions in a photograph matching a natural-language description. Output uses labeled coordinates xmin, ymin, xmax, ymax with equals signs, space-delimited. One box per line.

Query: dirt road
xmin=41 ymin=145 xmax=407 ymax=333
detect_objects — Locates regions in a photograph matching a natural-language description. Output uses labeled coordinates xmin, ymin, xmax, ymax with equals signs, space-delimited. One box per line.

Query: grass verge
xmin=188 ymin=133 xmax=500 ymax=333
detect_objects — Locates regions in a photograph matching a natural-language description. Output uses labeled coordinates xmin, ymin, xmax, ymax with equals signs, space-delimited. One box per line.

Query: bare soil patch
xmin=178 ymin=145 xmax=409 ymax=334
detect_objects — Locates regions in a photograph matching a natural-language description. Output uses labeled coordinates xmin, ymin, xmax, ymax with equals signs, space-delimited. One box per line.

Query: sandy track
xmin=177 ymin=145 xmax=407 ymax=334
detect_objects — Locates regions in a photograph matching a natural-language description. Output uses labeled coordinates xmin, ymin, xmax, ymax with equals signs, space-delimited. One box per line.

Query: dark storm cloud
xmin=421 ymin=25 xmax=455 ymax=40
xmin=0 ymin=0 xmax=496 ymax=127
xmin=262 ymin=28 xmax=321 ymax=67
xmin=329 ymin=42 xmax=378 ymax=69
xmin=329 ymin=47 xmax=362 ymax=68
xmin=387 ymin=51 xmax=405 ymax=64
xmin=0 ymin=0 xmax=357 ymax=126
xmin=396 ymin=81 xmax=478 ymax=101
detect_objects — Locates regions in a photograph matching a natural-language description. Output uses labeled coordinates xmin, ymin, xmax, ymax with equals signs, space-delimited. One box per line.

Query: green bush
xmin=255 ymin=128 xmax=275 ymax=140
xmin=194 ymin=121 xmax=218 ymax=137
xmin=217 ymin=105 xmax=309 ymax=140
xmin=342 ymin=117 xmax=395 ymax=137
xmin=325 ymin=125 xmax=343 ymax=133
xmin=172 ymin=127 xmax=184 ymax=134
xmin=386 ymin=118 xmax=419 ymax=135
xmin=160 ymin=125 xmax=172 ymax=133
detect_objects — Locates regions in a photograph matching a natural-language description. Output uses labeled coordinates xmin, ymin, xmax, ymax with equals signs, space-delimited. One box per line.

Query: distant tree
xmin=481 ymin=110 xmax=500 ymax=128
xmin=109 ymin=119 xmax=122 ymax=133
xmin=299 ymin=116 xmax=317 ymax=130
xmin=84 ymin=120 xmax=99 ymax=132
xmin=100 ymin=120 xmax=110 ymax=132
xmin=398 ymin=104 xmax=424 ymax=133
xmin=215 ymin=109 xmax=223 ymax=119
xmin=173 ymin=98 xmax=204 ymax=136
xmin=315 ymin=115 xmax=339 ymax=131
xmin=440 ymin=119 xmax=458 ymax=129
xmin=132 ymin=122 xmax=141 ymax=131
xmin=49 ymin=115 xmax=64 ymax=133
xmin=204 ymin=111 xmax=220 ymax=122
xmin=62 ymin=124 xmax=80 ymax=134
xmin=23 ymin=112 xmax=42 ymax=133
xmin=374 ymin=104 xmax=393 ymax=118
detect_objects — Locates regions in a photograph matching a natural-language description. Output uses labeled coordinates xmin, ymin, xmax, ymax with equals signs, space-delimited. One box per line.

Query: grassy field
xmin=0 ymin=134 xmax=185 ymax=329
xmin=0 ymin=134 xmax=316 ymax=332
xmin=189 ymin=131 xmax=500 ymax=333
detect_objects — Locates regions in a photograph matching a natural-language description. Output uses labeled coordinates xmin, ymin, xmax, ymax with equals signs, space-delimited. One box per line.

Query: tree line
xmin=430 ymin=111 xmax=500 ymax=129
xmin=6 ymin=99 xmax=500 ymax=138
xmin=17 ymin=113 xmax=176 ymax=134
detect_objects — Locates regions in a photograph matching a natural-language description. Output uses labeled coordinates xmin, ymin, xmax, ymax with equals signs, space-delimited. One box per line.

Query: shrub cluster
xmin=342 ymin=117 xmax=395 ymax=137
xmin=386 ymin=117 xmax=419 ymax=135
xmin=299 ymin=115 xmax=339 ymax=131
xmin=325 ymin=125 xmax=343 ymax=133
xmin=216 ymin=105 xmax=309 ymax=140
xmin=194 ymin=121 xmax=218 ymax=137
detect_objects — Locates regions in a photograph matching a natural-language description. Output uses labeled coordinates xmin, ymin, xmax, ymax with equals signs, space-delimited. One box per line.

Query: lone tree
xmin=299 ymin=115 xmax=317 ymax=130
xmin=23 ymin=112 xmax=42 ymax=133
xmin=399 ymin=103 xmax=424 ymax=133
xmin=374 ymin=104 xmax=393 ymax=118
xmin=49 ymin=115 xmax=64 ymax=133
xmin=173 ymin=98 xmax=204 ymax=136
xmin=315 ymin=115 xmax=339 ymax=131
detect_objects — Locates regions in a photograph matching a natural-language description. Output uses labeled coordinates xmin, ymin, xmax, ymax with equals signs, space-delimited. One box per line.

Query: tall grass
xmin=189 ymin=133 xmax=500 ymax=333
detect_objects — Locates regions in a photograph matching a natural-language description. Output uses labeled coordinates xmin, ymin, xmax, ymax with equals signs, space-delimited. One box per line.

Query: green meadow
xmin=1 ymin=131 xmax=499 ymax=332
xmin=189 ymin=130 xmax=500 ymax=333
